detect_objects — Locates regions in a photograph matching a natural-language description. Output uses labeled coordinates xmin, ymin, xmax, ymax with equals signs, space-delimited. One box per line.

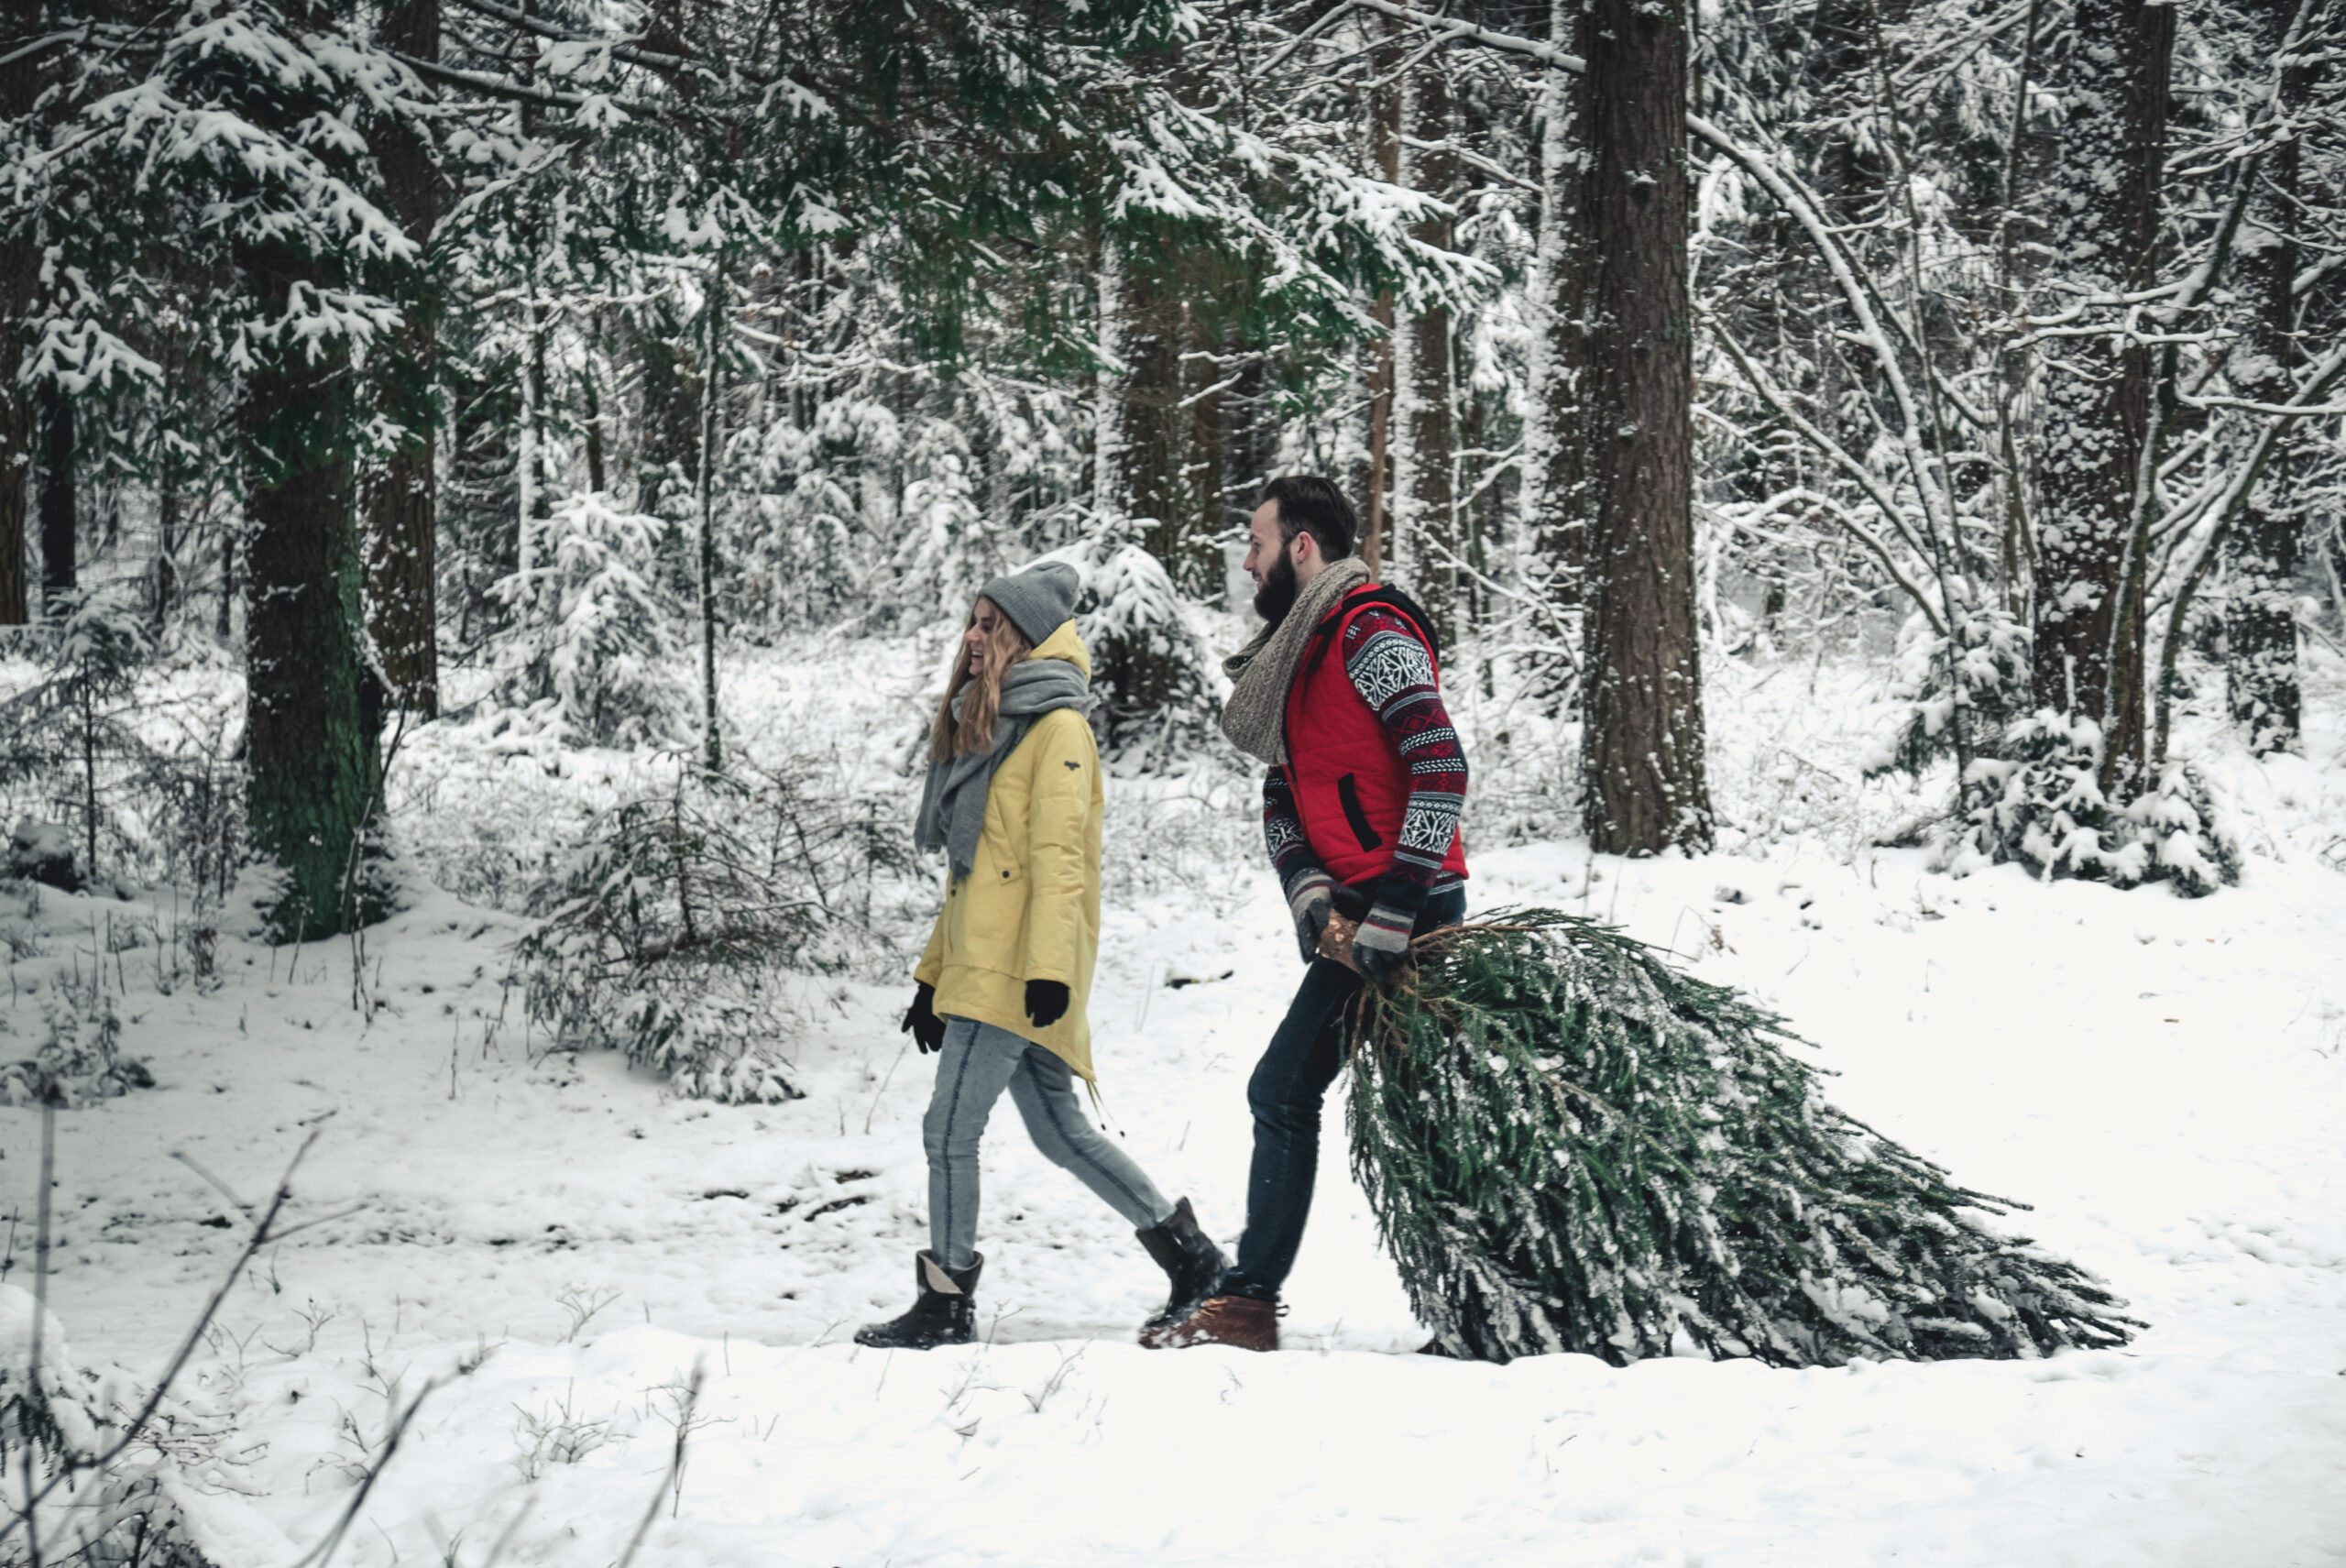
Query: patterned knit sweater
xmin=1262 ymin=606 xmax=1467 ymax=918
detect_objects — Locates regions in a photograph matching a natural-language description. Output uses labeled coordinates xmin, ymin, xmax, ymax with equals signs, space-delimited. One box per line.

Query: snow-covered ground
xmin=5 ymin=639 xmax=2346 ymax=1567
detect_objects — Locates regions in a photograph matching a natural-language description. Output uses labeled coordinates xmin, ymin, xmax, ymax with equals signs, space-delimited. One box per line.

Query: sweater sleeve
xmin=1341 ymin=607 xmax=1467 ymax=915
xmin=1262 ymin=764 xmax=1326 ymax=899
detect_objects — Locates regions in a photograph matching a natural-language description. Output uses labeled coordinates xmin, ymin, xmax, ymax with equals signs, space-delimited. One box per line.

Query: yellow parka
xmin=914 ymin=620 xmax=1104 ymax=1083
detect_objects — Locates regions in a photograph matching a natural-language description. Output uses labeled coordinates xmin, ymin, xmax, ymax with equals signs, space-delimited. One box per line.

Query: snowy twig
xmin=2 ymin=1124 xmax=367 ymax=1553
xmin=613 ymin=1365 xmax=705 ymax=1568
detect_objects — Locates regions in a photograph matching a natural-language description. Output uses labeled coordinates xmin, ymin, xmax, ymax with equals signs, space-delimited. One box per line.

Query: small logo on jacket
xmin=1064 ymin=760 xmax=1081 ymax=771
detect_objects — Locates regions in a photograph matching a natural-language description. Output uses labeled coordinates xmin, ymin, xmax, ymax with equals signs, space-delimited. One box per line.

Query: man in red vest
xmin=1143 ymin=476 xmax=1468 ymax=1353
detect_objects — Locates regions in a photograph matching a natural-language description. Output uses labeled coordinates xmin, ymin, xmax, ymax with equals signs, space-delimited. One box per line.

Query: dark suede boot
xmin=1134 ymin=1196 xmax=1228 ymax=1333
xmin=853 ymin=1251 xmax=982 ymax=1349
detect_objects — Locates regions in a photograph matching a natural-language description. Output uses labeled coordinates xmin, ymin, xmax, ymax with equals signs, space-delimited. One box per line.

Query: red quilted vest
xmin=1281 ymin=585 xmax=1469 ymax=888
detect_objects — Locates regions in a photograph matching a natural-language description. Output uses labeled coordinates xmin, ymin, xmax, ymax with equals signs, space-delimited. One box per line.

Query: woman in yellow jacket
xmin=856 ymin=563 xmax=1226 ymax=1351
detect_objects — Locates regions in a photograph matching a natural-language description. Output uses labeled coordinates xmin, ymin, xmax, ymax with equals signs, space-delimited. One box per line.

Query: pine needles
xmin=1345 ymin=908 xmax=2141 ymax=1366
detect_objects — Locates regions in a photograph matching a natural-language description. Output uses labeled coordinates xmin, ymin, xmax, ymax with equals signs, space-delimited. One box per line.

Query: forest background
xmin=1 ymin=0 xmax=2340 ymax=962
xmin=4 ymin=5 xmax=2346 ymax=1565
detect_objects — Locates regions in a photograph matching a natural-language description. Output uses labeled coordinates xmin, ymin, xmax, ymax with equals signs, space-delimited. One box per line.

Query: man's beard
xmin=1253 ymin=548 xmax=1299 ymax=627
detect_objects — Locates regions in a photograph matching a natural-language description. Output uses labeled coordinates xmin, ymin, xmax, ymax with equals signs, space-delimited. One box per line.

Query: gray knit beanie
xmin=977 ymin=561 xmax=1082 ymax=647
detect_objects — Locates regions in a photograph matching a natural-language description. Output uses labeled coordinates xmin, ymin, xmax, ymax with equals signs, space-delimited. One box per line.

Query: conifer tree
xmin=0 ymin=13 xmax=32 ymax=628
xmin=1348 ymin=910 xmax=2140 ymax=1365
xmin=1577 ymin=0 xmax=1715 ymax=855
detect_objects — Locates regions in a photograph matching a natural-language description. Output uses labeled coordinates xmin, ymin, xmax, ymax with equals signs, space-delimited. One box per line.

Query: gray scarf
xmin=1219 ymin=555 xmax=1373 ymax=766
xmin=915 ymin=659 xmax=1094 ymax=881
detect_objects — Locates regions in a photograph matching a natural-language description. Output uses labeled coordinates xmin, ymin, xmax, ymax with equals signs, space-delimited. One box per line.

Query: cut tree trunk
xmin=1578 ymin=0 xmax=1715 ymax=855
xmin=2026 ymin=0 xmax=2174 ymax=793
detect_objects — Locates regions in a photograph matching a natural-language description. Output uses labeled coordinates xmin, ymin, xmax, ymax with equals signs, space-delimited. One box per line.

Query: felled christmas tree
xmin=1341 ymin=909 xmax=2139 ymax=1366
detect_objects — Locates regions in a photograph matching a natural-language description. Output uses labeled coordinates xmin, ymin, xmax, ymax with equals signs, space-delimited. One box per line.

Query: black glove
xmin=902 ymin=981 xmax=945 ymax=1053
xmin=1025 ymin=979 xmax=1070 ymax=1028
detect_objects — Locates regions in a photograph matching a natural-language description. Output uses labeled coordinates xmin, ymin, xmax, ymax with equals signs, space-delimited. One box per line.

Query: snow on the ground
xmin=5 ymin=641 xmax=2346 ymax=1567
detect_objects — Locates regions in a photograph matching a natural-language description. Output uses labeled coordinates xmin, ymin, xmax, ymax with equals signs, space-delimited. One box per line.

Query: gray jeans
xmin=923 ymin=1015 xmax=1172 ymax=1270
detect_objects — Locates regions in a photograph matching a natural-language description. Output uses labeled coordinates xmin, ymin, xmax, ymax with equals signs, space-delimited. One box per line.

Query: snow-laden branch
xmin=448 ymin=0 xmax=705 ymax=77
xmin=1703 ymin=311 xmax=1949 ymax=633
xmin=1342 ymin=0 xmax=1986 ymax=554
xmin=2154 ymin=336 xmax=2346 ymax=605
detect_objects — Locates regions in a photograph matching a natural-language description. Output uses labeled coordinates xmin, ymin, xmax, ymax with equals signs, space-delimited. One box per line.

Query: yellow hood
xmin=1027 ymin=619 xmax=1091 ymax=678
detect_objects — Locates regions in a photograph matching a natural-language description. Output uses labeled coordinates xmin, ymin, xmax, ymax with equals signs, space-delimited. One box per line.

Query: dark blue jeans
xmin=1220 ymin=885 xmax=1466 ymax=1302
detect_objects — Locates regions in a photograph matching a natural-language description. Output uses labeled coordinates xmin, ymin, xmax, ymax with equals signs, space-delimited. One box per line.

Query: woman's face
xmin=964 ymin=598 xmax=999 ymax=675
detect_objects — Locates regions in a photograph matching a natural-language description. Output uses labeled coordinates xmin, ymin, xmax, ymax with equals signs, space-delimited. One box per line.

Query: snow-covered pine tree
xmin=1940 ymin=710 xmax=2242 ymax=897
xmin=489 ymin=491 xmax=691 ymax=750
xmin=1864 ymin=601 xmax=2031 ymax=783
xmin=516 ymin=762 xmax=906 ymax=1103
xmin=24 ymin=0 xmax=432 ymax=938
xmin=1346 ymin=908 xmax=2139 ymax=1365
xmin=1037 ymin=528 xmax=1221 ymax=767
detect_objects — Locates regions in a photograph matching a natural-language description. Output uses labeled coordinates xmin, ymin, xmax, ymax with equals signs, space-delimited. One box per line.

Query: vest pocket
xmin=1335 ymin=773 xmax=1383 ymax=850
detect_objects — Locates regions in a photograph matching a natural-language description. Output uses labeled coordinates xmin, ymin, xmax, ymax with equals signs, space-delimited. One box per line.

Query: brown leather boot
xmin=1139 ymin=1293 xmax=1281 ymax=1352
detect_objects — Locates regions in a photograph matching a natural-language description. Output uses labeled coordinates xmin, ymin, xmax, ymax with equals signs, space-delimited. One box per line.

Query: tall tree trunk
xmin=1098 ymin=229 xmax=1224 ymax=593
xmin=1578 ymin=0 xmax=1715 ymax=855
xmin=0 ymin=26 xmax=32 ymax=627
xmin=216 ymin=510 xmax=237 ymax=641
xmin=364 ymin=0 xmax=442 ymax=717
xmin=1183 ymin=314 xmax=1226 ymax=588
xmin=239 ymin=244 xmax=382 ymax=942
xmin=1397 ymin=52 xmax=1459 ymax=634
xmin=1525 ymin=0 xmax=1585 ymax=623
xmin=1112 ymin=256 xmax=1190 ymax=571
xmin=0 ymin=390 xmax=25 ymax=625
xmin=696 ymin=259 xmax=725 ymax=773
xmin=1092 ymin=236 xmax=1125 ymax=521
xmin=2221 ymin=6 xmax=2316 ymax=757
xmin=1225 ymin=351 xmax=1273 ymax=543
xmin=153 ymin=438 xmax=179 ymax=632
xmin=636 ymin=310 xmax=703 ymax=516
xmin=1360 ymin=16 xmax=1402 ymax=574
xmin=2026 ymin=0 xmax=2174 ymax=793
xmin=38 ymin=381 xmax=75 ymax=609
xmin=581 ymin=361 xmax=607 ymax=494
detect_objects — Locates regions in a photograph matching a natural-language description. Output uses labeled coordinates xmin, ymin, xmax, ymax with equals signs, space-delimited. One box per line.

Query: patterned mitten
xmin=1286 ymin=872 xmax=1337 ymax=965
xmin=1351 ymin=904 xmax=1418 ymax=987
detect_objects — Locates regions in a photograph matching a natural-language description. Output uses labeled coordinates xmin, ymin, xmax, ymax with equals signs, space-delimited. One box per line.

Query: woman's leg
xmin=920 ymin=1016 xmax=1029 ymax=1270
xmin=997 ymin=1025 xmax=1175 ymax=1231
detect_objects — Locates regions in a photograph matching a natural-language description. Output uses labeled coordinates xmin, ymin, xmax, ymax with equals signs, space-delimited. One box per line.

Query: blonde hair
xmin=929 ymin=598 xmax=1034 ymax=761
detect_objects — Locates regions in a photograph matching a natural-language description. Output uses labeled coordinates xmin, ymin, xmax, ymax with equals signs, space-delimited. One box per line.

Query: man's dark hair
xmin=1260 ymin=475 xmax=1357 ymax=562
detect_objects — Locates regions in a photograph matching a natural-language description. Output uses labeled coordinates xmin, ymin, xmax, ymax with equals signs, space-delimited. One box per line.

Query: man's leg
xmin=1215 ymin=956 xmax=1364 ymax=1301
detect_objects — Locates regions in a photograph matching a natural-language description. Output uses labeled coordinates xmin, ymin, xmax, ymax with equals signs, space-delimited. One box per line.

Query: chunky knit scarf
xmin=1218 ymin=555 xmax=1373 ymax=767
xmin=915 ymin=659 xmax=1094 ymax=882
